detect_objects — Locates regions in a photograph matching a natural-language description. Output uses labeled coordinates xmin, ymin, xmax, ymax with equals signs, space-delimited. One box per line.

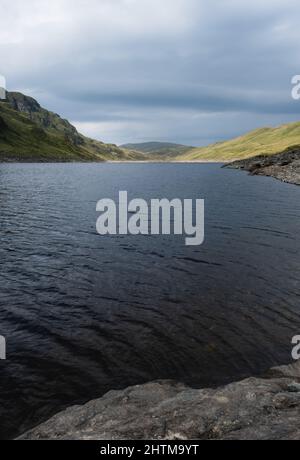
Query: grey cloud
xmin=1 ymin=0 xmax=300 ymax=144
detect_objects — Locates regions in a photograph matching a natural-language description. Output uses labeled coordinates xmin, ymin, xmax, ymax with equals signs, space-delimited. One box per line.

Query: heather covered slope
xmin=0 ymin=92 xmax=142 ymax=162
xmin=178 ymin=122 xmax=300 ymax=162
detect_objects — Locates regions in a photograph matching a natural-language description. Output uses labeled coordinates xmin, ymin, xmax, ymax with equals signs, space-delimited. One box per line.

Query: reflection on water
xmin=0 ymin=163 xmax=299 ymax=439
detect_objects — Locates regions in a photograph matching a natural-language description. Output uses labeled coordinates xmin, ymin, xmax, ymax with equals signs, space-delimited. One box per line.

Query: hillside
xmin=0 ymin=92 xmax=141 ymax=162
xmin=178 ymin=122 xmax=300 ymax=161
xmin=120 ymin=141 xmax=194 ymax=159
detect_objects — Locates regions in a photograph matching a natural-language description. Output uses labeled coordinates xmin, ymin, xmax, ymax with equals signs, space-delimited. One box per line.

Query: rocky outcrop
xmin=226 ymin=146 xmax=300 ymax=185
xmin=19 ymin=361 xmax=300 ymax=440
xmin=6 ymin=92 xmax=93 ymax=148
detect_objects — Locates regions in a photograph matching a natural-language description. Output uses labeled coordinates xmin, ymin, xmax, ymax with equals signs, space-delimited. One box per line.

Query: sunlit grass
xmin=179 ymin=122 xmax=300 ymax=161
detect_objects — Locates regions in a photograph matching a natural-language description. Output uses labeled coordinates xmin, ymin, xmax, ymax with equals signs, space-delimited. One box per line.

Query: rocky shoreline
xmin=225 ymin=146 xmax=300 ymax=185
xmin=19 ymin=360 xmax=300 ymax=440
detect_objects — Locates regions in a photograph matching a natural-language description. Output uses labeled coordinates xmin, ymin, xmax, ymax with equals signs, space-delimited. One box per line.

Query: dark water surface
xmin=0 ymin=163 xmax=299 ymax=439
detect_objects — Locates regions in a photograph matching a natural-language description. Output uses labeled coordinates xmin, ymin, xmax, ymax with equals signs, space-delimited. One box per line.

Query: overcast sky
xmin=1 ymin=0 xmax=300 ymax=145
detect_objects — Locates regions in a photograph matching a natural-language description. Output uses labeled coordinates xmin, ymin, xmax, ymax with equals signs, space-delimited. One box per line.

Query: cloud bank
xmin=1 ymin=0 xmax=300 ymax=145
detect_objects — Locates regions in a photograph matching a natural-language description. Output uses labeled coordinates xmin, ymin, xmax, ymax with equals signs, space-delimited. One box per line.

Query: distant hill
xmin=120 ymin=141 xmax=194 ymax=159
xmin=177 ymin=122 xmax=300 ymax=161
xmin=0 ymin=92 xmax=142 ymax=162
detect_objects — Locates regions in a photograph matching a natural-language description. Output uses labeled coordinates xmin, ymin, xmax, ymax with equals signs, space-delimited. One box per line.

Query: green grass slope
xmin=0 ymin=92 xmax=141 ymax=162
xmin=0 ymin=102 xmax=96 ymax=161
xmin=178 ymin=122 xmax=300 ymax=161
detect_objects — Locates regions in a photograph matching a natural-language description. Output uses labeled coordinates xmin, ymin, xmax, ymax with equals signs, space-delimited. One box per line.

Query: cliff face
xmin=19 ymin=361 xmax=300 ymax=440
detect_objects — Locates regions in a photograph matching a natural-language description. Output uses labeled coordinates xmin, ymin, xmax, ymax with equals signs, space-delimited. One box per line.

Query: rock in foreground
xmin=19 ymin=361 xmax=300 ymax=440
xmin=226 ymin=146 xmax=300 ymax=185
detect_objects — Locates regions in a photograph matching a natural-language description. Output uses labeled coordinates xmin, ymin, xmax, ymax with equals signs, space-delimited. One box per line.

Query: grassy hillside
xmin=121 ymin=141 xmax=193 ymax=159
xmin=0 ymin=92 xmax=141 ymax=162
xmin=178 ymin=122 xmax=300 ymax=161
